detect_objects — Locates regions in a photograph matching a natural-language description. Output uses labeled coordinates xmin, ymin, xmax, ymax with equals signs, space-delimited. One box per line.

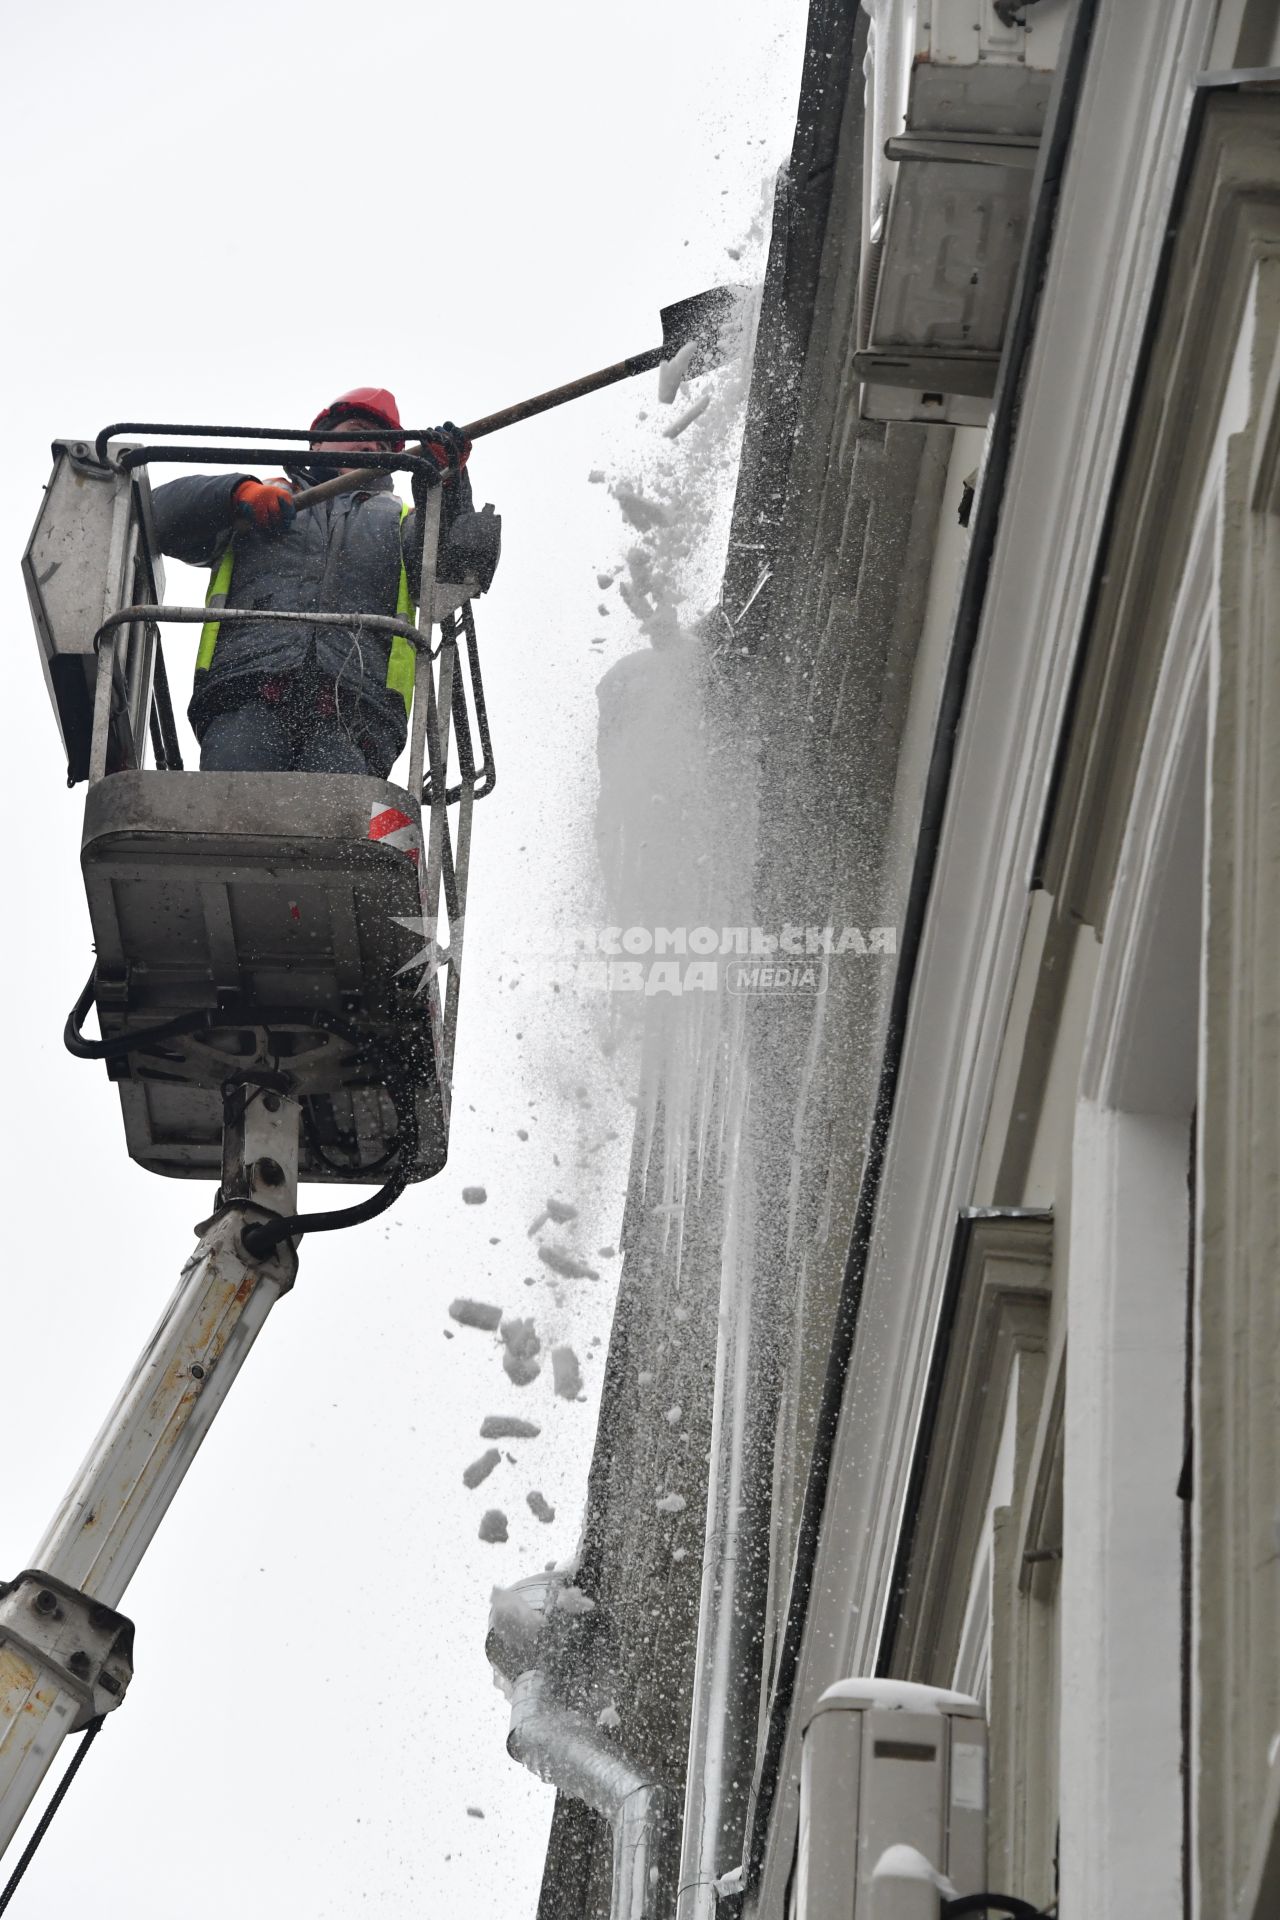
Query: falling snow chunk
xmin=545 ymin=1196 xmax=578 ymax=1224
xmin=672 ymin=1547 xmax=688 ymax=1563
xmin=714 ymin=1866 xmax=745 ymax=1898
xmin=554 ymin=1585 xmax=596 ymax=1616
xmin=517 ymin=1128 xmax=529 ymax=1141
xmin=490 ymin=1581 xmax=544 ymax=1661
xmin=449 ymin=1298 xmax=503 ymax=1332
xmin=596 ymin=1704 xmax=621 ymax=1731
xmin=552 ymin=1345 xmax=584 ymax=1400
xmin=463 ymin=1448 xmax=502 ymax=1489
xmin=611 ymin=485 xmax=671 ymax=534
xmin=466 ymin=1807 xmax=485 ymax=1820
xmin=501 ymin=1316 xmax=542 ymax=1386
xmin=588 ymin=469 xmax=605 ymax=484
xmin=655 ymin=1492 xmax=686 ymax=1515
xmin=527 ymin=1490 xmax=555 ymax=1524
xmin=663 ymin=393 xmax=712 ymax=441
xmin=637 ymin=1370 xmax=655 ymax=1386
xmin=665 ymin=1406 xmax=683 ymax=1427
xmin=657 ymin=339 xmax=698 ymax=403
xmin=597 ymin=1245 xmax=617 ymax=1258
xmin=596 ymin=573 xmax=613 ymax=590
xmin=462 ymin=1185 xmax=487 ymax=1205
xmin=538 ymin=1245 xmax=600 ymax=1282
xmin=481 ymin=1416 xmax=541 ymax=1440
xmin=527 ymin=1209 xmax=549 ymax=1237
xmin=478 ymin=1509 xmax=508 ymax=1544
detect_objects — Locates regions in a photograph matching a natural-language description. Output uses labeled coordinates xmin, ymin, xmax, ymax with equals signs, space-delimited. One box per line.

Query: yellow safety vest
xmin=198 ymin=500 xmax=417 ymax=717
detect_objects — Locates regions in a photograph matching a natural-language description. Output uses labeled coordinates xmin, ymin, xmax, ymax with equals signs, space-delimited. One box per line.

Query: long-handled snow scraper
xmin=292 ymin=283 xmax=745 ymax=510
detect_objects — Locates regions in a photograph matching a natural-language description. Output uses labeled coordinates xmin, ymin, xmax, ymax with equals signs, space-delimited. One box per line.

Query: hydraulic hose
xmin=66 ymin=970 xmax=422 ymax=1244
xmin=64 ymin=972 xmax=414 ymax=1072
xmin=239 ymin=1169 xmax=410 ymax=1257
xmin=64 ymin=969 xmax=221 ymax=1064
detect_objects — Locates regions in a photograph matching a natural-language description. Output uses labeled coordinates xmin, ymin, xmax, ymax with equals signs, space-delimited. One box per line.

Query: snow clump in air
xmin=538 ymin=1245 xmax=600 ymax=1282
xmin=655 ymin=1492 xmax=687 ymax=1515
xmin=611 ymin=485 xmax=671 ymax=534
xmin=461 ymin=1185 xmax=487 ymax=1205
xmin=596 ymin=1704 xmax=621 ymax=1731
xmin=489 ymin=1582 xmax=544 ymax=1662
xmin=463 ymin=1448 xmax=502 ymax=1489
xmin=663 ymin=393 xmax=712 ymax=440
xmin=528 ymin=1197 xmax=580 ymax=1238
xmin=478 ymin=1509 xmax=509 ymax=1544
xmin=551 ymin=1345 xmax=584 ymax=1400
xmin=657 ymin=339 xmax=698 ymax=404
xmin=500 ymin=1317 xmax=542 ymax=1386
xmin=554 ymin=1585 xmax=596 ymax=1616
xmin=481 ymin=1415 xmax=541 ymax=1440
xmin=527 ymin=1490 xmax=555 ymax=1524
xmin=449 ymin=1298 xmax=503 ymax=1332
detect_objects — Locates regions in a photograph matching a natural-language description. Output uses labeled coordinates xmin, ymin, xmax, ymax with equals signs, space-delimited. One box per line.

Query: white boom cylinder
xmin=0 ymin=1097 xmax=299 ymax=1862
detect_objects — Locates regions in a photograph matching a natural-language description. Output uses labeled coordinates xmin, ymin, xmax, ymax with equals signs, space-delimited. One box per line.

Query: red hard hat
xmin=310 ymin=386 xmax=404 ymax=447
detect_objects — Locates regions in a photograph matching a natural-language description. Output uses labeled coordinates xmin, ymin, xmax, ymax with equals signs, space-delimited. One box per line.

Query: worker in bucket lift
xmin=150 ymin=386 xmax=501 ymax=776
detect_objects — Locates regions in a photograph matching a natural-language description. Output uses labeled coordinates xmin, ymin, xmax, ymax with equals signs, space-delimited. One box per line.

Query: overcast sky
xmin=0 ymin=5 xmax=808 ymax=1913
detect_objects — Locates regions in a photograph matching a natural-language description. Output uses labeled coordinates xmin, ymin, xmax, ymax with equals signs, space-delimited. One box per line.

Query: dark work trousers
xmin=197 ymin=675 xmax=399 ymax=776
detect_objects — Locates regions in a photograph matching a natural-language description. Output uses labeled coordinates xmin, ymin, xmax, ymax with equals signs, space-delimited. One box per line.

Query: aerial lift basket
xmin=23 ymin=430 xmax=492 ymax=1187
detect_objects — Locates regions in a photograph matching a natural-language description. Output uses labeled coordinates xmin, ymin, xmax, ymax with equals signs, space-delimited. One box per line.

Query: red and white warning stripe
xmin=367 ymin=802 xmax=421 ymax=865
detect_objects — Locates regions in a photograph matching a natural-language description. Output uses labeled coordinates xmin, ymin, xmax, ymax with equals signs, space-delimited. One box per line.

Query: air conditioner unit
xmin=794 ymin=1679 xmax=987 ymax=1918
xmin=857 ymin=0 xmax=1069 ymax=426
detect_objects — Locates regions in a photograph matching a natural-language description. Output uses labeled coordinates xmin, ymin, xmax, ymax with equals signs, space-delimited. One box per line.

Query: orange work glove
xmin=232 ymin=478 xmax=297 ymax=535
xmin=422 ymin=421 xmax=472 ymax=474
xmin=412 ymin=423 xmax=472 ymax=511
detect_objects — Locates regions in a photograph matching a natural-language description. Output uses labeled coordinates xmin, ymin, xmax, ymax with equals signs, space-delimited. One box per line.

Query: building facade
xmin=505 ymin=6 xmax=1280 ymax=1917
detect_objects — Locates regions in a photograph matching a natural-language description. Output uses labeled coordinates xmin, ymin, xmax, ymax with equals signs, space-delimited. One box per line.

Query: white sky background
xmin=0 ymin=4 xmax=807 ymax=1914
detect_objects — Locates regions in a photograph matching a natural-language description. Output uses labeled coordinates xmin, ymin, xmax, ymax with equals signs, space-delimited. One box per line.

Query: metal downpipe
xmin=675 ymin=1111 xmax=759 ymax=1919
xmin=506 ymin=1671 xmax=665 ymax=1920
xmin=488 ymin=1580 xmax=666 ymax=1920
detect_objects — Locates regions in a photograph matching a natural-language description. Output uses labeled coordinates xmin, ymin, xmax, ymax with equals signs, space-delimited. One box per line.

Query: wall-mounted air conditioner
xmin=793 ymin=1678 xmax=987 ymax=1918
xmin=856 ymin=0 xmax=1069 ymax=426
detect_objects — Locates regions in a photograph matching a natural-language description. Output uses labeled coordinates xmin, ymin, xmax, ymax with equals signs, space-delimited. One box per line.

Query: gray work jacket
xmin=152 ymin=467 xmax=499 ymax=749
